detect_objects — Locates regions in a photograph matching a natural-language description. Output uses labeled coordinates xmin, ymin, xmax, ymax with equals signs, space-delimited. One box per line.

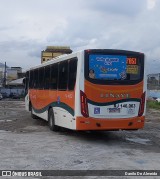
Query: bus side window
xmin=44 ymin=65 xmax=51 ymax=89
xmin=58 ymin=61 xmax=68 ymax=90
xmin=29 ymin=70 xmax=34 ymax=89
xmin=39 ymin=67 xmax=45 ymax=89
xmin=68 ymin=58 xmax=77 ymax=90
xmin=34 ymin=69 xmax=39 ymax=89
xmin=50 ymin=64 xmax=58 ymax=90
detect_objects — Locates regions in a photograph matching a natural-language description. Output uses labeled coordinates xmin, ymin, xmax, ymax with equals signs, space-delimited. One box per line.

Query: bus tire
xmin=48 ymin=108 xmax=59 ymax=132
xmin=31 ymin=106 xmax=38 ymax=119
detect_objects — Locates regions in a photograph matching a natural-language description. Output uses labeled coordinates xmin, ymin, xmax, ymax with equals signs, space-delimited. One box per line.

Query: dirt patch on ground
xmin=0 ymin=100 xmax=48 ymax=133
xmin=146 ymin=107 xmax=160 ymax=122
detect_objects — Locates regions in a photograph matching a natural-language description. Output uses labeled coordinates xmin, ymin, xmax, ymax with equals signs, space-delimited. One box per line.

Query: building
xmin=10 ymin=67 xmax=22 ymax=73
xmin=0 ymin=63 xmax=25 ymax=87
xmin=147 ymin=73 xmax=160 ymax=90
xmin=6 ymin=67 xmax=25 ymax=84
xmin=9 ymin=67 xmax=25 ymax=79
xmin=41 ymin=46 xmax=72 ymax=63
xmin=0 ymin=78 xmax=25 ymax=98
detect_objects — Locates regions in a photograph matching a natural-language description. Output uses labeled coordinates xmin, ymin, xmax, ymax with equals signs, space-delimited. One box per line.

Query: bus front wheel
xmin=48 ymin=108 xmax=59 ymax=132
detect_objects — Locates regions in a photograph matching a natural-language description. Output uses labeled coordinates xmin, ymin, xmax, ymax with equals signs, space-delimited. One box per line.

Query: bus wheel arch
xmin=29 ymin=101 xmax=32 ymax=111
xmin=30 ymin=102 xmax=38 ymax=119
xmin=48 ymin=107 xmax=60 ymax=132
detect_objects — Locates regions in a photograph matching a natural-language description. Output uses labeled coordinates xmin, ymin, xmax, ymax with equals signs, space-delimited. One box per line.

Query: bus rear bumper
xmin=76 ymin=116 xmax=145 ymax=131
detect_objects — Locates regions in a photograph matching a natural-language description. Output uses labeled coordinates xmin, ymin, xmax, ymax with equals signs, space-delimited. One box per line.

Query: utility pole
xmin=3 ymin=62 xmax=6 ymax=87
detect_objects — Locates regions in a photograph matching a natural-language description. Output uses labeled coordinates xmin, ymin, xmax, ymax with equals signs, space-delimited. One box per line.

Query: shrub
xmin=147 ymin=100 xmax=160 ymax=110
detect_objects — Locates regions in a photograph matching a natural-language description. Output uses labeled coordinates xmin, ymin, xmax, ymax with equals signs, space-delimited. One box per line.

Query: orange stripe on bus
xmin=29 ymin=89 xmax=75 ymax=110
xmin=84 ymin=80 xmax=143 ymax=103
xmin=85 ymin=80 xmax=144 ymax=93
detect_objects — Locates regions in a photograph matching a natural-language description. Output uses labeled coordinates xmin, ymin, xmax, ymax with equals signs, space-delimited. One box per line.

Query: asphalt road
xmin=0 ymin=100 xmax=160 ymax=178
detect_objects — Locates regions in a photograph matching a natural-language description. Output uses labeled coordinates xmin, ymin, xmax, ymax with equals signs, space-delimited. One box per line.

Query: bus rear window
xmin=88 ymin=55 xmax=143 ymax=81
xmin=85 ymin=51 xmax=144 ymax=85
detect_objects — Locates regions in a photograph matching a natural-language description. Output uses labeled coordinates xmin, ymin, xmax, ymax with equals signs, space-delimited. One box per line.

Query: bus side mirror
xmin=23 ymin=78 xmax=26 ymax=86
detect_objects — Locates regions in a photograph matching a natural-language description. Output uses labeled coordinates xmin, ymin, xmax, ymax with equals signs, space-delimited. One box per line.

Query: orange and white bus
xmin=25 ymin=49 xmax=146 ymax=131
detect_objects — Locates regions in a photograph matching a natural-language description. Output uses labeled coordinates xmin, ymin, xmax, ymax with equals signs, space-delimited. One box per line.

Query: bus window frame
xmin=28 ymin=57 xmax=78 ymax=91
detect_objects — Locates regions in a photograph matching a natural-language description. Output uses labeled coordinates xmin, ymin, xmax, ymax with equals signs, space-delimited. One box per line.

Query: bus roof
xmin=27 ymin=49 xmax=144 ymax=72
xmin=27 ymin=50 xmax=81 ymax=71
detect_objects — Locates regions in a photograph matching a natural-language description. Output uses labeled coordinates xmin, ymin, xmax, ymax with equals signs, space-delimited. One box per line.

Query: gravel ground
xmin=0 ymin=100 xmax=160 ymax=178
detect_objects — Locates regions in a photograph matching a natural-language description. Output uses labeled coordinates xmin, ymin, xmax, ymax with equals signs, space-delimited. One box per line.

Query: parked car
xmin=1 ymin=92 xmax=8 ymax=98
xmin=0 ymin=93 xmax=3 ymax=100
xmin=12 ymin=93 xmax=20 ymax=99
xmin=9 ymin=93 xmax=20 ymax=99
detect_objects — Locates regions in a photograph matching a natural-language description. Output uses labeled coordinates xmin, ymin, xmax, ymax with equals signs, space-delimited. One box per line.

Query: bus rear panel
xmin=76 ymin=49 xmax=146 ymax=131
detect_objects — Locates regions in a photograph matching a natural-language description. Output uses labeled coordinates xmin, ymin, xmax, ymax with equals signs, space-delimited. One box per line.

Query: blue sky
xmin=0 ymin=0 xmax=159 ymax=74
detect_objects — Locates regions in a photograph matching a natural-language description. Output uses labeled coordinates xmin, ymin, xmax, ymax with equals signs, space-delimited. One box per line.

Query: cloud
xmin=0 ymin=0 xmax=160 ymax=73
xmin=147 ymin=0 xmax=156 ymax=9
xmin=84 ymin=0 xmax=146 ymax=17
xmin=0 ymin=39 xmax=43 ymax=69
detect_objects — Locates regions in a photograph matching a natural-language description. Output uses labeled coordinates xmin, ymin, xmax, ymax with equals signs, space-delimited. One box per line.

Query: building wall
xmin=0 ymin=64 xmax=23 ymax=87
xmin=41 ymin=46 xmax=72 ymax=63
xmin=0 ymin=87 xmax=24 ymax=97
xmin=7 ymin=69 xmax=18 ymax=82
xmin=147 ymin=73 xmax=160 ymax=90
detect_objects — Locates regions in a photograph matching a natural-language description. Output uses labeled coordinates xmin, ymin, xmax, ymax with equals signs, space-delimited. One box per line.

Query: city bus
xmin=25 ymin=49 xmax=146 ymax=131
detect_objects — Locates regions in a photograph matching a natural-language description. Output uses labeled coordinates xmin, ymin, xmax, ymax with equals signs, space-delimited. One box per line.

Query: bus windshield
xmin=85 ymin=50 xmax=144 ymax=85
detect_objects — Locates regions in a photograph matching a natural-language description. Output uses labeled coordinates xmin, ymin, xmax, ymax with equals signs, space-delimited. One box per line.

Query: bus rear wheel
xmin=48 ymin=108 xmax=60 ymax=132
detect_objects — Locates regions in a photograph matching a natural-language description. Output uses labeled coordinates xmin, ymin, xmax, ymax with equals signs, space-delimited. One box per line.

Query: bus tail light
xmin=138 ymin=92 xmax=146 ymax=117
xmin=80 ymin=90 xmax=89 ymax=118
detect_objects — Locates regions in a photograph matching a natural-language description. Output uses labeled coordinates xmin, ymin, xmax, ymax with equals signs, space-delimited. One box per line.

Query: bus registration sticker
xmin=127 ymin=108 xmax=135 ymax=114
xmin=127 ymin=65 xmax=138 ymax=74
xmin=94 ymin=107 xmax=100 ymax=114
xmin=108 ymin=108 xmax=120 ymax=113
